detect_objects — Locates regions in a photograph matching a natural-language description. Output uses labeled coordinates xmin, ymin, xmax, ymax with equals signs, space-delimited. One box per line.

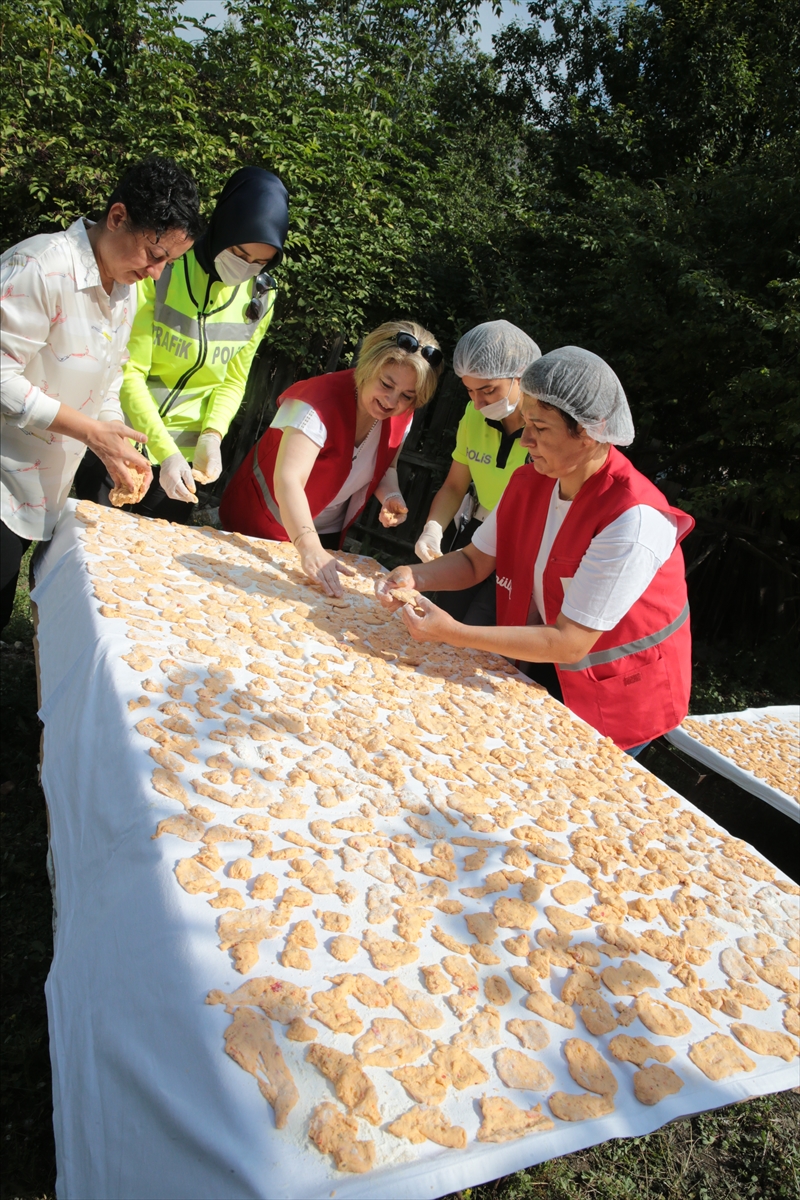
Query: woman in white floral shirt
xmin=0 ymin=156 xmax=202 ymax=630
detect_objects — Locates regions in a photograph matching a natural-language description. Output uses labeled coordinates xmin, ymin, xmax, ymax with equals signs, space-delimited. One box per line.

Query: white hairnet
xmin=520 ymin=346 xmax=635 ymax=445
xmin=453 ymin=320 xmax=541 ymax=380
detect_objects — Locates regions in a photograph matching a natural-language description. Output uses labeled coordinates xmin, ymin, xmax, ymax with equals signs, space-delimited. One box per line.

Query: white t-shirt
xmin=271 ymin=399 xmax=397 ymax=534
xmin=472 ymin=480 xmax=684 ymax=631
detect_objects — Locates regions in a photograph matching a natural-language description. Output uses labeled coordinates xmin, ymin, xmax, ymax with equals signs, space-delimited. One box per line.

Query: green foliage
xmin=0 ymin=0 xmax=483 ymax=366
xmin=1 ymin=0 xmax=798 ymax=640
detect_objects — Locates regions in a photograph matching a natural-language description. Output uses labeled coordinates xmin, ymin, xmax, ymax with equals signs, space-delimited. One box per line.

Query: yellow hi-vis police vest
xmin=120 ymin=249 xmax=275 ymax=464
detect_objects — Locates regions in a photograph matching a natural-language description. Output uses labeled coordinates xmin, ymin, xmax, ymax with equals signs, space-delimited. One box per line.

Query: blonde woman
xmin=220 ymin=320 xmax=443 ymax=595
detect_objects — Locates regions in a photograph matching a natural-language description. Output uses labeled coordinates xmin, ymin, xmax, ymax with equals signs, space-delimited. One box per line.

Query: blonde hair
xmin=354 ymin=320 xmax=443 ymax=409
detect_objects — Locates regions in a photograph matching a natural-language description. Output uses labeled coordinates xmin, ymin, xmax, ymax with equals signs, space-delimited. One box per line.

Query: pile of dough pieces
xmin=76 ymin=501 xmax=800 ymax=1176
xmin=682 ymin=714 xmax=799 ymax=802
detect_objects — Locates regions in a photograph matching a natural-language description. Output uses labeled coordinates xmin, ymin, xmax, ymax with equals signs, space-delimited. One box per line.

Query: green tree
xmin=1 ymin=0 xmax=797 ymax=641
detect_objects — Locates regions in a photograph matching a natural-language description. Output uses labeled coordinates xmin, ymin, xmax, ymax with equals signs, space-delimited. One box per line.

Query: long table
xmin=35 ymin=501 xmax=799 ymax=1200
xmin=665 ymin=708 xmax=799 ymax=822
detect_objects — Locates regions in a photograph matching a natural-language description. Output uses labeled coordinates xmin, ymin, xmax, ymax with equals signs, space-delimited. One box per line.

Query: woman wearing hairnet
xmin=75 ymin=167 xmax=289 ymax=521
xmin=414 ymin=320 xmax=540 ymax=624
xmin=377 ymin=347 xmax=694 ymax=755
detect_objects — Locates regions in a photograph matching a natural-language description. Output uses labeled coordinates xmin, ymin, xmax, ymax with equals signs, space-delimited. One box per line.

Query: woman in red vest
xmin=376 ymin=346 xmax=694 ymax=753
xmin=220 ymin=320 xmax=443 ymax=595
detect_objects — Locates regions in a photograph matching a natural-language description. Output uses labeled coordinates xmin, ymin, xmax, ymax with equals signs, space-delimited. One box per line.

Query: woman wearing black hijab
xmin=75 ymin=167 xmax=290 ymax=522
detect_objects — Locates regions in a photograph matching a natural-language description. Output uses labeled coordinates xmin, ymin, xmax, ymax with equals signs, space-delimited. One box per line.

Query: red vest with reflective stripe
xmin=495 ymin=448 xmax=694 ymax=749
xmin=219 ymin=369 xmax=413 ymax=545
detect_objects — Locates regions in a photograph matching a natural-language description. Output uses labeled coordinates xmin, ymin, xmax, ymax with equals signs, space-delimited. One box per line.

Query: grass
xmin=1 ymin=552 xmax=798 ymax=1200
xmin=443 ymin=1090 xmax=800 ymax=1200
xmin=2 ymin=547 xmax=55 ymax=1200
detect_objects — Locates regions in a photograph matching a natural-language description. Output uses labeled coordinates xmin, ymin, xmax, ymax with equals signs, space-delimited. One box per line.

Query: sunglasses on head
xmin=245 ymin=272 xmax=277 ymax=322
xmin=395 ymin=331 xmax=443 ymax=367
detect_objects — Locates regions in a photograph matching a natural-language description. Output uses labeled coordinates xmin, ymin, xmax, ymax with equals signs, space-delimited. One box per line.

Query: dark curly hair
xmin=106 ymin=156 xmax=203 ymax=239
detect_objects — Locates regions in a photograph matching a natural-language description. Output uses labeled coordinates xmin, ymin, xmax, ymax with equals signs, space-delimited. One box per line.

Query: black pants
xmin=428 ymin=516 xmax=497 ymax=627
xmin=0 ymin=522 xmax=32 ymax=634
xmin=519 ymin=659 xmax=564 ymax=704
xmin=74 ymin=450 xmax=195 ymax=525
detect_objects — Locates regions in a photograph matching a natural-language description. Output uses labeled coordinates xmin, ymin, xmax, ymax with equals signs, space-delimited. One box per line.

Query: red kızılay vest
xmin=219 ymin=369 xmax=413 ymax=545
xmin=494 ymin=447 xmax=695 ymax=750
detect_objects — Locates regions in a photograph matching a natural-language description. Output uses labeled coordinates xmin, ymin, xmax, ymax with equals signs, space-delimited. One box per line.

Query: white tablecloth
xmin=665 ymin=708 xmax=799 ymax=822
xmin=35 ymin=502 xmax=799 ymax=1200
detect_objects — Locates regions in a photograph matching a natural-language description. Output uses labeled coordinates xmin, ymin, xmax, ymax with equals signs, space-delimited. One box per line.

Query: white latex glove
xmin=379 ymin=491 xmax=408 ymax=527
xmin=192 ymin=430 xmax=223 ymax=483
xmin=415 ymin=519 xmax=443 ymax=562
xmin=159 ymin=451 xmax=198 ymax=503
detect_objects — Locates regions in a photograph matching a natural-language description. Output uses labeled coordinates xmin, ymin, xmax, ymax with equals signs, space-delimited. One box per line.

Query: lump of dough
xmin=353 ymin=1019 xmax=432 ymax=1068
xmin=385 ymin=978 xmax=444 ymax=1030
xmin=688 ymin=1033 xmax=757 ymax=1080
xmin=223 ymin=1007 xmax=298 ymax=1129
xmin=361 ymin=930 xmax=419 ymax=971
xmin=633 ymin=1064 xmax=684 ymax=1105
xmin=608 ymin=1035 xmax=675 ymax=1067
xmin=484 ymin=976 xmax=511 ymax=1006
xmin=729 ymin=1023 xmax=799 ymax=1062
xmin=494 ymin=1047 xmax=555 ymax=1092
xmin=563 ymin=1038 xmax=618 ymax=1096
xmin=493 ymin=896 xmax=537 ymax=930
xmin=175 ymin=858 xmax=220 ymax=895
xmin=311 ymin=982 xmax=363 ymax=1036
xmin=548 ymin=1091 xmax=615 ymax=1122
xmin=453 ymin=1006 xmax=502 ymax=1049
xmin=392 ymin=1064 xmax=450 ymax=1105
xmin=506 ymin=1019 xmax=549 ymax=1051
xmin=206 ymin=976 xmax=310 ymax=1022
xmin=306 ymin=1044 xmax=381 ymax=1125
xmin=420 ymin=964 xmax=451 ymax=994
xmin=308 ymin=1102 xmax=375 ymax=1174
xmin=430 ymin=1043 xmax=488 ymax=1090
xmin=465 ymin=913 xmax=498 ymax=944
xmin=329 ymin=935 xmax=360 ymax=962
xmin=476 ymin=1096 xmax=554 ymax=1142
xmin=227 ymin=857 xmax=252 ymax=881
xmin=387 ymin=1105 xmax=466 ymax=1149
xmin=217 ymin=906 xmax=277 ymax=973
xmin=285 ymin=1018 xmax=317 ymax=1042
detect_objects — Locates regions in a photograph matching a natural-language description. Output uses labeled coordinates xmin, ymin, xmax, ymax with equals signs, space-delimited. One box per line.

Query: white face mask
xmin=214 ymin=248 xmax=263 ymax=286
xmin=477 ymin=383 xmax=519 ymax=422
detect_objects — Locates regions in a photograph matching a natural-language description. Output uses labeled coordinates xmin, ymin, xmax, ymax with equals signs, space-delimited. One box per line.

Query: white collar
xmin=62 ymin=216 xmax=105 ymax=292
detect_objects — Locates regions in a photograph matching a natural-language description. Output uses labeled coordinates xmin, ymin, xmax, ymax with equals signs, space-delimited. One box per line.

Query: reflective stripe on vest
xmin=558 ymin=601 xmax=690 ymax=673
xmin=153 ymin=297 xmax=254 ymax=343
xmin=146 ymin=378 xmax=206 ymax=410
xmin=172 ymin=429 xmax=202 ymax=449
xmin=153 ymin=263 xmax=272 ymax=344
xmin=251 ymin=446 xmax=285 ymax=527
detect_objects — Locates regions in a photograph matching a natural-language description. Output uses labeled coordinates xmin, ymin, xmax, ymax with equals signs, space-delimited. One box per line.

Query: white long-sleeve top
xmin=1 ymin=217 xmax=136 ymax=540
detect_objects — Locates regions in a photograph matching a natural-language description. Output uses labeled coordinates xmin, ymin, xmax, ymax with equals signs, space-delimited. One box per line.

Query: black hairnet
xmin=193 ymin=167 xmax=289 ymax=280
